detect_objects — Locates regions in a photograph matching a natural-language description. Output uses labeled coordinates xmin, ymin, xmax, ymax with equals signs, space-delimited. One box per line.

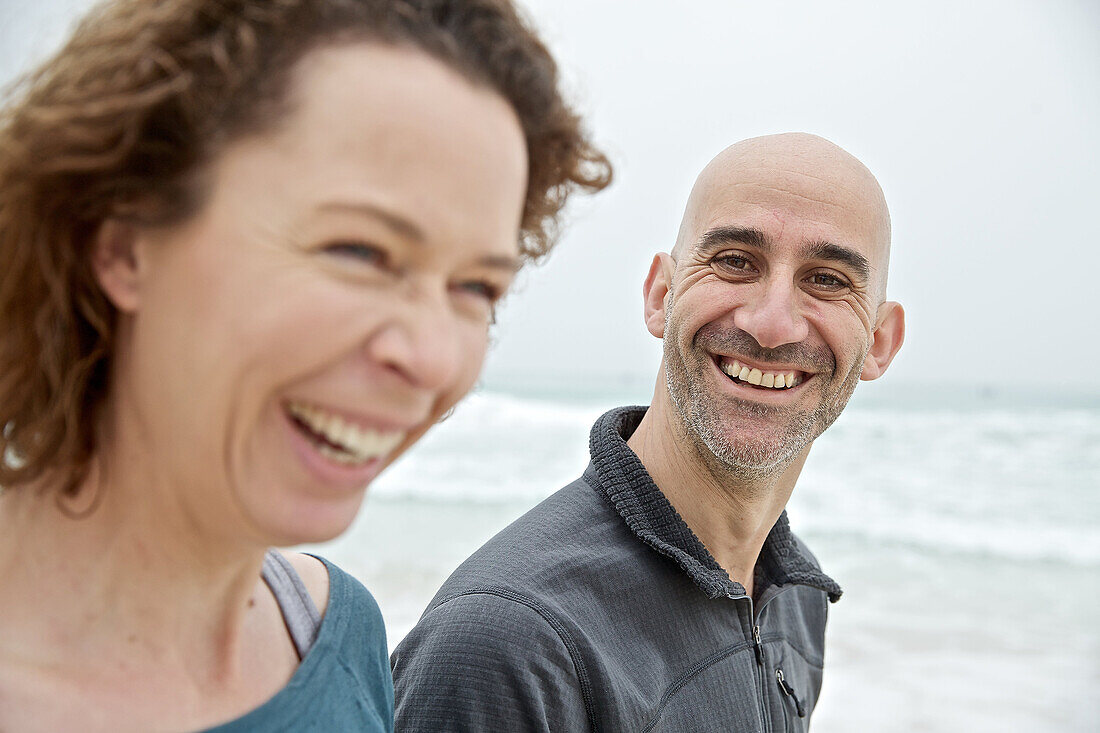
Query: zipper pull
xmin=752 ymin=625 xmax=764 ymax=665
xmin=776 ymin=668 xmax=806 ymax=718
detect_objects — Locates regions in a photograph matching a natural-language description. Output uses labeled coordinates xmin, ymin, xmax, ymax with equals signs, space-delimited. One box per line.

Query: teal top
xmin=206 ymin=556 xmax=394 ymax=732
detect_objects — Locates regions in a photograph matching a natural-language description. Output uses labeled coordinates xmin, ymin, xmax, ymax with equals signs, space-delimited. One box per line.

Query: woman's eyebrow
xmin=315 ymin=200 xmax=425 ymax=243
xmin=476 ymin=254 xmax=523 ymax=273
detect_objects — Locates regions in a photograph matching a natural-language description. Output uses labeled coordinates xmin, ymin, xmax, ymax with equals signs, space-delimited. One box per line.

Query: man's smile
xmin=711 ymin=354 xmax=818 ymax=397
xmin=716 ymin=355 xmax=807 ymax=390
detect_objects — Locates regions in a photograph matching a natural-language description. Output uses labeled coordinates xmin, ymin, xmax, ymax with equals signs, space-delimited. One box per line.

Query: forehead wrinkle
xmin=732 ymin=164 xmax=870 ymax=205
xmin=743 ymin=182 xmax=853 ymax=212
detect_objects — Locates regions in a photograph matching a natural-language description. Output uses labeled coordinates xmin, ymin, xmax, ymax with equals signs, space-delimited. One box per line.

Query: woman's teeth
xmin=719 ymin=360 xmax=802 ymax=389
xmin=287 ymin=402 xmax=405 ymax=466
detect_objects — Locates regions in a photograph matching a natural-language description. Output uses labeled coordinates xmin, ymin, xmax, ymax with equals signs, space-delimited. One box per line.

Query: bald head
xmin=673 ymin=133 xmax=892 ymax=300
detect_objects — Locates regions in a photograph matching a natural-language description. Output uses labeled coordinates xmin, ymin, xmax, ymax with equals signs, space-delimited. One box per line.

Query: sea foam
xmin=372 ymin=390 xmax=1100 ymax=566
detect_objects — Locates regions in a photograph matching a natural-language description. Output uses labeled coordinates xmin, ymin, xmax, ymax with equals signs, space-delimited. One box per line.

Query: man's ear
xmin=91 ymin=219 xmax=146 ymax=313
xmin=861 ymin=301 xmax=905 ymax=381
xmin=642 ymin=253 xmax=674 ymax=339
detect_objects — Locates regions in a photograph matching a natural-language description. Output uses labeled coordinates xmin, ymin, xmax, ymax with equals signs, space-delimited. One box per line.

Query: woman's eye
xmin=451 ymin=280 xmax=506 ymax=325
xmin=454 ymin=280 xmax=501 ymax=302
xmin=323 ymin=241 xmax=390 ymax=268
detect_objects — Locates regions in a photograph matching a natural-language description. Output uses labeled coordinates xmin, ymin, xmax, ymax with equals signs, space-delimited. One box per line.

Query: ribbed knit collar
xmin=586 ymin=406 xmax=842 ymax=603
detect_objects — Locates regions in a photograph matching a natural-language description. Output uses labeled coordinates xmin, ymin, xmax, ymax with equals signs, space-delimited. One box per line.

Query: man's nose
xmin=365 ymin=288 xmax=465 ymax=391
xmin=732 ymin=277 xmax=809 ymax=349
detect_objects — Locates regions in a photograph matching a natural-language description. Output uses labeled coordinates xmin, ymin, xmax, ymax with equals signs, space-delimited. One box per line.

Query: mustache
xmin=694 ymin=324 xmax=835 ymax=372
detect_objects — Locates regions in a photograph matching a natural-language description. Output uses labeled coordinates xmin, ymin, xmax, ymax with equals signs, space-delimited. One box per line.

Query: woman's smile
xmin=285 ymin=401 xmax=406 ymax=468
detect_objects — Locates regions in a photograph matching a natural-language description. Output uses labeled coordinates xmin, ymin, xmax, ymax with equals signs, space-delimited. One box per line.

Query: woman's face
xmin=100 ymin=44 xmax=527 ymax=545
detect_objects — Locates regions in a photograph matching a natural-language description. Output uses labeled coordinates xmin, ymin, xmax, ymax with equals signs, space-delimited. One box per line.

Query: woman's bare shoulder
xmin=276 ymin=551 xmax=331 ymax=616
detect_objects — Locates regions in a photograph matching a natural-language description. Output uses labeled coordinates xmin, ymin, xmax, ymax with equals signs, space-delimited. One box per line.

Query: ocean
xmin=314 ymin=381 xmax=1100 ymax=733
xmin=2 ymin=3 xmax=1096 ymax=728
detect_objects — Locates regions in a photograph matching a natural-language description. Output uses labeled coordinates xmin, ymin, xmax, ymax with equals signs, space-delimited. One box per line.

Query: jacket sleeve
xmin=392 ymin=591 xmax=591 ymax=732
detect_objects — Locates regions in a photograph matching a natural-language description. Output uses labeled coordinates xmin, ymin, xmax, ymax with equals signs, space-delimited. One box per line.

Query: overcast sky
xmin=3 ymin=0 xmax=1098 ymax=396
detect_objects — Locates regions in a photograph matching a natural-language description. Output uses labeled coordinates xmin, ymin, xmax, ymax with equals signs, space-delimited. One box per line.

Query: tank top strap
xmin=261 ymin=550 xmax=322 ymax=660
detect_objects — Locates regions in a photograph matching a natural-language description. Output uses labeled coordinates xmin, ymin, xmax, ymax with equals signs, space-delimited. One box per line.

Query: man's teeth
xmin=720 ymin=360 xmax=801 ymax=389
xmin=287 ymin=402 xmax=405 ymax=466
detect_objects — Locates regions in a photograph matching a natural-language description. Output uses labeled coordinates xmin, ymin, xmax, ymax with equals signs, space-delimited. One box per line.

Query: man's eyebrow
xmin=695 ymin=226 xmax=769 ymax=252
xmin=315 ymin=200 xmax=425 ymax=243
xmin=803 ymin=240 xmax=871 ymax=280
xmin=695 ymin=226 xmax=871 ymax=280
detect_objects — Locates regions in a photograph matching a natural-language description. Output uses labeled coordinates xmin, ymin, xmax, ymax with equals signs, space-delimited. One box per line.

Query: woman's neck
xmin=0 ymin=468 xmax=298 ymax=731
xmin=0 ymin=470 xmax=263 ymax=661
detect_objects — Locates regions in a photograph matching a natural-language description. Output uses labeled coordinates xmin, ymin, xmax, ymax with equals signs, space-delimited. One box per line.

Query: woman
xmin=0 ymin=0 xmax=610 ymax=730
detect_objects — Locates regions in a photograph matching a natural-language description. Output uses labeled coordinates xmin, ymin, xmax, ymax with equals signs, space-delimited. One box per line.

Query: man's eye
xmin=712 ymin=252 xmax=755 ymax=274
xmin=807 ymin=272 xmax=848 ymax=290
xmin=323 ymin=241 xmax=390 ymax=268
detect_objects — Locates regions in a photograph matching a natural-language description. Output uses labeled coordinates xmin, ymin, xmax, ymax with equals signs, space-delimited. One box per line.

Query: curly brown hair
xmin=0 ymin=0 xmax=611 ymax=493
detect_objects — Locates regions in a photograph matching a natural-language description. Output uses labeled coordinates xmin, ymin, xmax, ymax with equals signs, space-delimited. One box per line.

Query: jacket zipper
xmin=753 ymin=584 xmax=804 ymax=728
xmin=776 ymin=668 xmax=807 ymax=719
xmin=751 ymin=623 xmax=770 ymax=730
xmin=731 ymin=594 xmax=771 ymax=732
xmin=752 ymin=624 xmax=764 ymax=665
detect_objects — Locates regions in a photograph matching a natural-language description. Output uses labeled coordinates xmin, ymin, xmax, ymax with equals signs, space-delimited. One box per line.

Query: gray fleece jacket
xmin=392 ymin=406 xmax=842 ymax=732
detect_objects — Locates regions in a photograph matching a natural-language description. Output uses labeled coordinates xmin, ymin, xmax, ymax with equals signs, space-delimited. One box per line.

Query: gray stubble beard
xmin=662 ymin=317 xmax=865 ymax=484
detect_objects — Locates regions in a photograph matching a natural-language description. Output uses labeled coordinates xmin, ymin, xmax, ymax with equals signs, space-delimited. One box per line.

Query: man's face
xmin=654 ymin=154 xmax=897 ymax=475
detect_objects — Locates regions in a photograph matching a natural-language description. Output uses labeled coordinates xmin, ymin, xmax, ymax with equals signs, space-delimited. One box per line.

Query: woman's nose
xmin=365 ymin=290 xmax=469 ymax=391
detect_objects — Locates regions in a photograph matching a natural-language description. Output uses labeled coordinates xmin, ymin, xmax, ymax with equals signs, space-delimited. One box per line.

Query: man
xmin=392 ymin=133 xmax=905 ymax=731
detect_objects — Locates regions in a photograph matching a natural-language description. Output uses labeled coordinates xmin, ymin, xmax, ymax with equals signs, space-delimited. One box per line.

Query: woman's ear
xmin=642 ymin=252 xmax=674 ymax=339
xmin=91 ymin=219 xmax=146 ymax=313
xmin=861 ymin=301 xmax=905 ymax=381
